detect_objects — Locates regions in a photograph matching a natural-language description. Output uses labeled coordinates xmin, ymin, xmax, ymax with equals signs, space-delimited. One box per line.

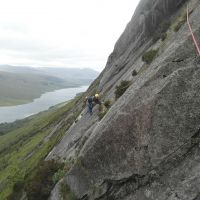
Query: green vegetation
xmin=0 ymin=71 xmax=79 ymax=106
xmin=0 ymin=94 xmax=83 ymax=200
xmin=7 ymin=181 xmax=25 ymax=200
xmin=115 ymin=80 xmax=132 ymax=100
xmin=0 ymin=118 xmax=31 ymax=136
xmin=26 ymin=160 xmax=64 ymax=200
xmin=104 ymin=99 xmax=112 ymax=109
xmin=98 ymin=99 xmax=113 ymax=120
xmin=60 ymin=180 xmax=77 ymax=200
xmin=153 ymin=20 xmax=171 ymax=42
xmin=132 ymin=69 xmax=137 ymax=76
xmin=161 ymin=32 xmax=167 ymax=41
xmin=52 ymin=168 xmax=66 ymax=184
xmin=173 ymin=12 xmax=187 ymax=32
xmin=142 ymin=49 xmax=159 ymax=64
xmin=25 ymin=158 xmax=76 ymax=200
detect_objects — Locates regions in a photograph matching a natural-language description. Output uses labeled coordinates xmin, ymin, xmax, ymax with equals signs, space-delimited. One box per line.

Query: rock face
xmin=98 ymin=0 xmax=188 ymax=93
xmin=48 ymin=0 xmax=200 ymax=199
xmin=49 ymin=180 xmax=64 ymax=200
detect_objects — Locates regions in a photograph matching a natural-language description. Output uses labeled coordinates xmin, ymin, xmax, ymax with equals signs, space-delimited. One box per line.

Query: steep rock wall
xmin=98 ymin=0 xmax=188 ymax=93
xmin=48 ymin=0 xmax=200 ymax=199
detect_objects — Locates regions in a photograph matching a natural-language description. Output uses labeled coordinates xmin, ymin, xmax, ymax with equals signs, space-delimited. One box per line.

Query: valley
xmin=0 ymin=66 xmax=98 ymax=106
xmin=0 ymin=94 xmax=84 ymax=200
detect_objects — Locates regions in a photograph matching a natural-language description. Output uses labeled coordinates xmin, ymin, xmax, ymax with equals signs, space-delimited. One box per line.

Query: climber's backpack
xmin=87 ymin=96 xmax=93 ymax=104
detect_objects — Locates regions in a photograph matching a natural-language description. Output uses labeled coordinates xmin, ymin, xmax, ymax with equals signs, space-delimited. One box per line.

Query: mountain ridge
xmin=0 ymin=66 xmax=99 ymax=106
xmin=0 ymin=65 xmax=99 ymax=85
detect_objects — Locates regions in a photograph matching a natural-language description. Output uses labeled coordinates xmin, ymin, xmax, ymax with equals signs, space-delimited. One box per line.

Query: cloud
xmin=0 ymin=0 xmax=140 ymax=71
xmin=0 ymin=22 xmax=28 ymax=34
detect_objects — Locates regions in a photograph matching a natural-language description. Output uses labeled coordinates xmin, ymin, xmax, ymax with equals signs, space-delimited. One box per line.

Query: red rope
xmin=187 ymin=5 xmax=200 ymax=56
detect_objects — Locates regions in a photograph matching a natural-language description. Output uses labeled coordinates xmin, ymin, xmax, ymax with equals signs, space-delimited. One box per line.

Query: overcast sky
xmin=0 ymin=0 xmax=140 ymax=71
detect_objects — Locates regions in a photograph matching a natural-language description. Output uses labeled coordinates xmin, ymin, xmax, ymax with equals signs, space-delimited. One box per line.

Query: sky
xmin=0 ymin=0 xmax=140 ymax=72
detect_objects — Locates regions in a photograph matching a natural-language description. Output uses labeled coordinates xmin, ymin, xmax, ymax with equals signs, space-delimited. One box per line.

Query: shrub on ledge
xmin=115 ymin=80 xmax=132 ymax=100
xmin=142 ymin=49 xmax=159 ymax=64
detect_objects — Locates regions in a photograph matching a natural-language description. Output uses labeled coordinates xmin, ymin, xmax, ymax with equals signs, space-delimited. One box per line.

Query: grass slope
xmin=0 ymin=95 xmax=83 ymax=200
xmin=0 ymin=71 xmax=79 ymax=106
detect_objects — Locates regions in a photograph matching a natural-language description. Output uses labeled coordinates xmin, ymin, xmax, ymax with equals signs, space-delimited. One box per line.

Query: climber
xmin=93 ymin=93 xmax=102 ymax=105
xmin=87 ymin=96 xmax=94 ymax=116
xmin=86 ymin=93 xmax=102 ymax=116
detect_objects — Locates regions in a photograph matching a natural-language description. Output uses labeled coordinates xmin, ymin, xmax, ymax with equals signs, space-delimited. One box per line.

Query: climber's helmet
xmin=95 ymin=94 xmax=99 ymax=99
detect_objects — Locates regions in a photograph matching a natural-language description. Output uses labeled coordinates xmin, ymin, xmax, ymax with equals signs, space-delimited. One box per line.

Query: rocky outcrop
xmin=48 ymin=0 xmax=200 ymax=199
xmin=98 ymin=0 xmax=189 ymax=92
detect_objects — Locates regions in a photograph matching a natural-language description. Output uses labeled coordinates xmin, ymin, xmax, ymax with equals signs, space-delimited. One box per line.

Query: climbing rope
xmin=187 ymin=5 xmax=200 ymax=56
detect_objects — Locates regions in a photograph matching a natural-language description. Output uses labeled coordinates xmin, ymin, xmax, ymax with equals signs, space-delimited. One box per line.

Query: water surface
xmin=0 ymin=86 xmax=88 ymax=123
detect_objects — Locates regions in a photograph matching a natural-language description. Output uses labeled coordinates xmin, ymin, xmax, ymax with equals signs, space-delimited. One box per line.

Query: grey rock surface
xmin=46 ymin=106 xmax=100 ymax=161
xmin=98 ymin=0 xmax=189 ymax=93
xmin=49 ymin=0 xmax=200 ymax=199
xmin=49 ymin=180 xmax=63 ymax=200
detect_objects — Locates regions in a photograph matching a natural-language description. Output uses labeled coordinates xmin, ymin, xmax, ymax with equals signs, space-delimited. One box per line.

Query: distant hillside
xmin=0 ymin=65 xmax=99 ymax=85
xmin=0 ymin=65 xmax=41 ymax=74
xmin=38 ymin=67 xmax=99 ymax=85
xmin=0 ymin=95 xmax=83 ymax=200
xmin=0 ymin=66 xmax=99 ymax=106
xmin=0 ymin=71 xmax=79 ymax=106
